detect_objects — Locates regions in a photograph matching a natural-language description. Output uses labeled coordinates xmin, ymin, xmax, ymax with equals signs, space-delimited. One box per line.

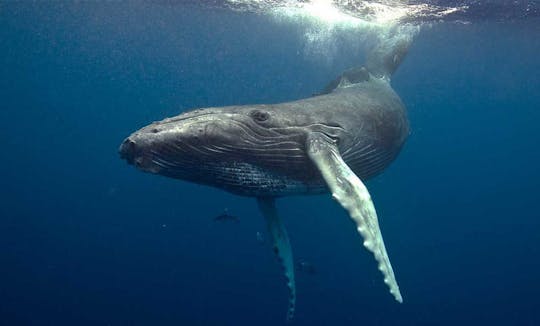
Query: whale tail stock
xmin=318 ymin=25 xmax=417 ymax=96
xmin=365 ymin=26 xmax=417 ymax=80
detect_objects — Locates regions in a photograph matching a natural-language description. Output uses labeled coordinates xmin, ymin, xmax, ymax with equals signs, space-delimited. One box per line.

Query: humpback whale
xmin=119 ymin=37 xmax=411 ymax=321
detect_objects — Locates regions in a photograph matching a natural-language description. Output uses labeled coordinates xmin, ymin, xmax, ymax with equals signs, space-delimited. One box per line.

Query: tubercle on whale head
xmin=120 ymin=108 xmax=237 ymax=171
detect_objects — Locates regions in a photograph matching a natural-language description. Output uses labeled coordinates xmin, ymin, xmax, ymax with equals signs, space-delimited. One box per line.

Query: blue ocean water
xmin=1 ymin=2 xmax=539 ymax=325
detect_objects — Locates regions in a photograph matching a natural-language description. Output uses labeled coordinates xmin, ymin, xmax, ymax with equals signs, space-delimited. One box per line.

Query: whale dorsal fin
xmin=306 ymin=133 xmax=403 ymax=303
xmin=257 ymin=197 xmax=296 ymax=322
xmin=318 ymin=66 xmax=370 ymax=95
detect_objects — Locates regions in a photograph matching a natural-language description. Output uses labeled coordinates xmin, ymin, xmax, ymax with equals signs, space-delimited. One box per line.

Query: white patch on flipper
xmin=257 ymin=197 xmax=296 ymax=321
xmin=307 ymin=133 xmax=403 ymax=303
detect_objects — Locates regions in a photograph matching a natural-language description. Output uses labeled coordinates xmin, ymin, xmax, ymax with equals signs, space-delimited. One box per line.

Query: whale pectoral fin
xmin=307 ymin=133 xmax=403 ymax=303
xmin=257 ymin=197 xmax=296 ymax=321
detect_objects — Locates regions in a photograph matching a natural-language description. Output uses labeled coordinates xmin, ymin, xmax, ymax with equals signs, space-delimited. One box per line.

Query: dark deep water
xmin=1 ymin=2 xmax=540 ymax=325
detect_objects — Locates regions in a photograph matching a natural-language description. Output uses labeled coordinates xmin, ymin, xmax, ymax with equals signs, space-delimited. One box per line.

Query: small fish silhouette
xmin=296 ymin=260 xmax=317 ymax=275
xmin=256 ymin=231 xmax=265 ymax=244
xmin=213 ymin=208 xmax=240 ymax=223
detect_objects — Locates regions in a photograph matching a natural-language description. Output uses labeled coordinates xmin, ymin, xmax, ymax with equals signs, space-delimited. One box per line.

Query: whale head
xmin=118 ymin=105 xmax=337 ymax=195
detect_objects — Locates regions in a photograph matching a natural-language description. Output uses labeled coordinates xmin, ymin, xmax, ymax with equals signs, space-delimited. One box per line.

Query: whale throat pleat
xmin=257 ymin=197 xmax=296 ymax=321
xmin=307 ymin=133 xmax=403 ymax=303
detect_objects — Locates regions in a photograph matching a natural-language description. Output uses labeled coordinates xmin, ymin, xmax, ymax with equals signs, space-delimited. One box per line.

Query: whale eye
xmin=250 ymin=110 xmax=269 ymax=122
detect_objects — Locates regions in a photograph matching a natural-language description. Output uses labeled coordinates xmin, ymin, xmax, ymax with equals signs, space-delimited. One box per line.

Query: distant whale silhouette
xmin=120 ymin=37 xmax=411 ymax=321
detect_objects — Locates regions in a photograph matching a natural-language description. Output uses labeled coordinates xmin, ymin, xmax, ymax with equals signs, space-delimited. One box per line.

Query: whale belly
xmin=170 ymin=161 xmax=327 ymax=197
